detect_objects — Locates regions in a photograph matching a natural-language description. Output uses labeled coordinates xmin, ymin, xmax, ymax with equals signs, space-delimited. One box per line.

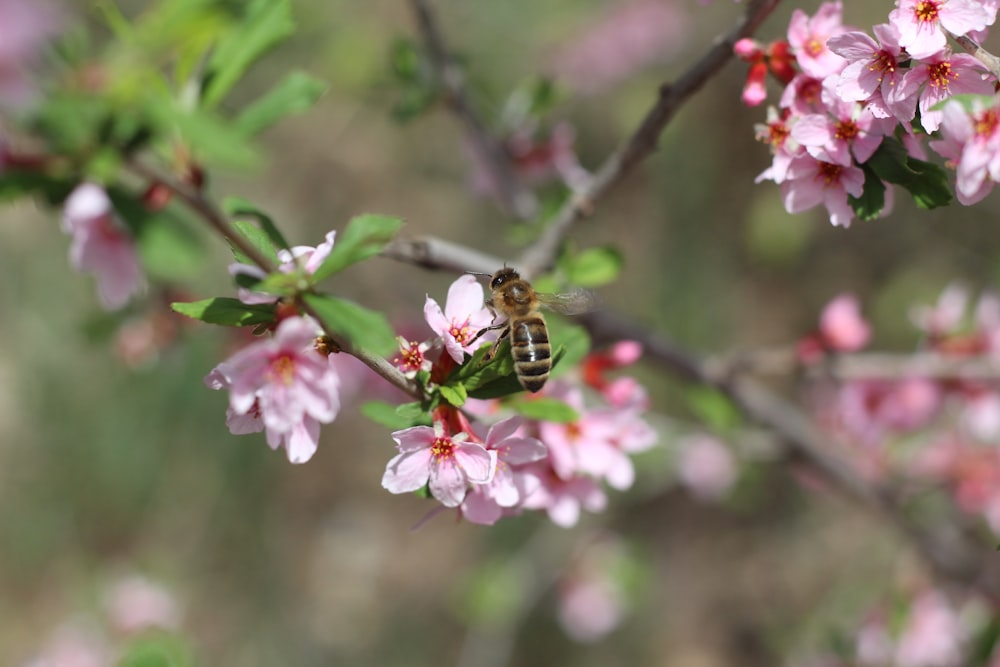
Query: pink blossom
xmin=61 ymin=183 xmax=146 ymax=310
xmin=382 ymin=421 xmax=497 ymax=507
xmin=0 ymin=0 xmax=62 ymax=109
xmin=104 ymin=575 xmax=182 ymax=634
xmin=894 ymin=591 xmax=965 ymax=667
xmin=889 ymin=0 xmax=992 ymax=60
xmin=786 ymin=2 xmax=848 ymax=79
xmin=557 ymin=576 xmax=625 ymax=642
xmin=23 ymin=622 xmax=111 ymax=667
xmin=777 ymin=155 xmax=866 ymax=227
xmin=551 ymin=0 xmax=689 ymax=95
xmin=910 ymin=283 xmax=970 ymax=337
xmin=231 ymin=230 xmax=336 ymax=304
xmin=819 ymin=293 xmax=871 ymax=351
xmin=754 ymin=106 xmax=803 ymax=184
xmin=424 ymin=274 xmax=495 ymax=363
xmin=391 ymin=336 xmax=433 ymax=379
xmin=676 ymin=434 xmax=737 ymax=501
xmin=519 ymin=463 xmax=607 ymax=527
xmin=791 ymin=86 xmax=886 ymax=166
xmin=461 ymin=416 xmax=548 ymax=525
xmin=828 ymin=24 xmax=906 ymax=120
xmin=892 ymin=52 xmax=993 ymax=133
xmin=833 ymin=377 xmax=942 ymax=445
xmin=780 ymin=73 xmax=827 ymax=115
xmin=207 ymin=316 xmax=340 ymax=461
xmin=930 ymin=97 xmax=1000 ymax=205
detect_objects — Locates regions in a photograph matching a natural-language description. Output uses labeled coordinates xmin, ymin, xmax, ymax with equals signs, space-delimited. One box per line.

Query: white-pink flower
xmin=231 ymin=230 xmax=336 ymax=304
xmin=62 ymin=183 xmax=146 ymax=310
xmin=930 ymin=97 xmax=1000 ymax=205
xmin=894 ymin=591 xmax=965 ymax=667
xmin=791 ymin=87 xmax=886 ymax=166
xmin=519 ymin=463 xmax=607 ymax=527
xmin=461 ymin=416 xmax=548 ymax=525
xmin=382 ymin=421 xmax=497 ymax=507
xmin=786 ymin=1 xmax=848 ymax=79
xmin=889 ymin=0 xmax=992 ymax=60
xmin=0 ymin=0 xmax=61 ymax=109
xmin=819 ymin=293 xmax=871 ymax=351
xmin=207 ymin=316 xmax=340 ymax=462
xmin=828 ymin=24 xmax=906 ymax=120
xmin=777 ymin=155 xmax=866 ymax=227
xmin=424 ymin=274 xmax=495 ymax=363
xmin=892 ymin=51 xmax=993 ymax=133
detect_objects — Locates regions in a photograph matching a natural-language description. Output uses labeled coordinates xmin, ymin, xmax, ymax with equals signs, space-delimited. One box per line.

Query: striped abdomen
xmin=511 ymin=315 xmax=551 ymax=393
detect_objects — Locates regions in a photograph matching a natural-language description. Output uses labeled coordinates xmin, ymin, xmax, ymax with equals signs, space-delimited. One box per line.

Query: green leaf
xmin=865 ymin=138 xmax=953 ymax=209
xmin=685 ymin=387 xmax=742 ymax=432
xmin=506 ymin=396 xmax=578 ymax=423
xmin=311 ymin=214 xmax=404 ymax=282
xmin=224 ymin=197 xmax=290 ymax=252
xmin=171 ymin=297 xmax=276 ymax=327
xmin=230 ymin=219 xmax=281 ymax=266
xmin=361 ymin=400 xmax=430 ymax=429
xmin=136 ymin=213 xmax=207 ymax=283
xmin=0 ymin=170 xmax=75 ymax=204
xmin=848 ymin=163 xmax=887 ymax=221
xmin=118 ymin=633 xmax=195 ymax=667
xmin=302 ymin=292 xmax=396 ymax=355
xmin=149 ymin=104 xmax=262 ymax=168
xmin=546 ymin=319 xmax=590 ymax=379
xmin=439 ymin=383 xmax=468 ymax=407
xmin=235 ymin=71 xmax=327 ymax=136
xmin=202 ymin=0 xmax=295 ymax=107
xmin=561 ymin=245 xmax=623 ymax=288
xmin=250 ymin=271 xmax=307 ymax=297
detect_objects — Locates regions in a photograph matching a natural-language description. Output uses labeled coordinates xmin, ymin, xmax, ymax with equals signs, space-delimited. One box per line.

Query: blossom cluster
xmin=744 ymin=1 xmax=1000 ymax=227
xmin=805 ymin=284 xmax=1000 ymax=534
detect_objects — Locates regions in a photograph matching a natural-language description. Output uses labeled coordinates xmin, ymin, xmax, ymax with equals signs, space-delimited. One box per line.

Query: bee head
xmin=490 ymin=267 xmax=520 ymax=290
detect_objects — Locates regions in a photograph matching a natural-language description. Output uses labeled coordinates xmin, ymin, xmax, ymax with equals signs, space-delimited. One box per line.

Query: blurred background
xmin=2 ymin=0 xmax=1000 ymax=665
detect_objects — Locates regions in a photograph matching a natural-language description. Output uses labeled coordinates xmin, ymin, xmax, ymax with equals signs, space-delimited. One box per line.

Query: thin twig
xmin=953 ymin=34 xmax=1000 ymax=80
xmin=519 ymin=0 xmax=783 ymax=277
xmin=127 ymin=159 xmax=424 ymax=400
xmin=407 ymin=0 xmax=539 ymax=220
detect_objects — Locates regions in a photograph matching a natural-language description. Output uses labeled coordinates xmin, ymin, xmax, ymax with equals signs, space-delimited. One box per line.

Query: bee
xmin=470 ymin=267 xmax=595 ymax=393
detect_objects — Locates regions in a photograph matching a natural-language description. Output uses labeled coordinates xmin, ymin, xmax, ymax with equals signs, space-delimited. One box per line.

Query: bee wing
xmin=536 ymin=289 xmax=599 ymax=315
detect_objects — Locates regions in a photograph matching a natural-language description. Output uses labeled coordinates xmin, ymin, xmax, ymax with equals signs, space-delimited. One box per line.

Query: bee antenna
xmin=466 ymin=270 xmax=492 ymax=277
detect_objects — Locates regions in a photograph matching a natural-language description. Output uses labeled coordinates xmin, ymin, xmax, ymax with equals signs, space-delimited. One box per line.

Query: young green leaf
xmin=848 ymin=163 xmax=887 ymax=221
xmin=235 ymin=71 xmax=327 ymax=136
xmin=311 ymin=214 xmax=404 ymax=282
xmin=439 ymin=383 xmax=468 ymax=407
xmin=230 ymin=219 xmax=281 ymax=265
xmin=202 ymin=0 xmax=295 ymax=107
xmin=865 ymin=138 xmax=952 ymax=209
xmin=361 ymin=400 xmax=430 ymax=429
xmin=171 ymin=297 xmax=276 ymax=327
xmin=301 ymin=292 xmax=396 ymax=355
xmin=561 ymin=245 xmax=624 ymax=288
xmin=685 ymin=387 xmax=742 ymax=432
xmin=224 ymin=197 xmax=290 ymax=252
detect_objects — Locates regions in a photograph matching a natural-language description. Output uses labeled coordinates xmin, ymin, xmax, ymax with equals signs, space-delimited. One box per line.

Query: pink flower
xmin=786 ymin=2 xmax=848 ymax=79
xmin=461 ymin=416 xmax=548 ymax=525
xmin=889 ymin=0 xmax=992 ymax=60
xmin=791 ymin=85 xmax=886 ymax=166
xmin=61 ymin=183 xmax=146 ymax=310
xmin=424 ymin=274 xmax=495 ymax=363
xmin=894 ymin=591 xmax=965 ymax=667
xmin=382 ymin=421 xmax=497 ymax=507
xmin=519 ymin=463 xmax=607 ymax=527
xmin=828 ymin=24 xmax=906 ymax=120
xmin=777 ymin=155 xmax=866 ymax=227
xmin=558 ymin=577 xmax=625 ymax=643
xmin=23 ymin=622 xmax=111 ymax=667
xmin=910 ymin=283 xmax=969 ymax=337
xmin=207 ymin=316 xmax=340 ymax=462
xmin=892 ymin=51 xmax=993 ymax=133
xmin=676 ymin=434 xmax=737 ymax=501
xmin=819 ymin=293 xmax=871 ymax=351
xmin=391 ymin=336 xmax=433 ymax=379
xmin=0 ymin=0 xmax=62 ymax=109
xmin=231 ymin=230 xmax=336 ymax=305
xmin=930 ymin=97 xmax=1000 ymax=205
xmin=104 ymin=575 xmax=182 ymax=634
xmin=755 ymin=106 xmax=804 ymax=184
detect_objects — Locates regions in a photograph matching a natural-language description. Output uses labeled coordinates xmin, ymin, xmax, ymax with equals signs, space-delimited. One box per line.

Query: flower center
xmin=398 ymin=341 xmax=426 ymax=372
xmin=268 ymin=354 xmax=297 ymax=386
xmin=816 ymin=161 xmax=843 ymax=186
xmin=871 ymin=50 xmax=896 ymax=78
xmin=834 ymin=120 xmax=859 ymax=142
xmin=430 ymin=436 xmax=456 ymax=460
xmin=974 ymin=109 xmax=999 ymax=139
xmin=927 ymin=61 xmax=954 ymax=91
xmin=914 ymin=0 xmax=940 ymax=24
xmin=449 ymin=319 xmax=472 ymax=344
xmin=805 ymin=37 xmax=825 ymax=58
xmin=763 ymin=121 xmax=790 ymax=148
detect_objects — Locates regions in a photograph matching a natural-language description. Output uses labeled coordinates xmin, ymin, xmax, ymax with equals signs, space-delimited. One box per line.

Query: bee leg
xmin=482 ymin=326 xmax=510 ymax=364
xmin=468 ymin=321 xmax=506 ymax=347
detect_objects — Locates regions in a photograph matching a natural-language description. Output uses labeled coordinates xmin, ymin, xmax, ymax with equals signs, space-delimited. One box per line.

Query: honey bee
xmin=470 ymin=267 xmax=595 ymax=393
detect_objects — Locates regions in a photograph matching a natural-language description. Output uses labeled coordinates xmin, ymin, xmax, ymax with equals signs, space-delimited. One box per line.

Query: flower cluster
xmin=806 ymin=285 xmax=1000 ymax=533
xmin=381 ymin=275 xmax=659 ymax=527
xmin=746 ymin=1 xmax=999 ymax=227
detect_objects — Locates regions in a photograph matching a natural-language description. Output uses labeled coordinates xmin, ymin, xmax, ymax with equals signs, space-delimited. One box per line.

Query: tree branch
xmin=519 ymin=0 xmax=783 ymax=277
xmin=407 ymin=0 xmax=539 ymax=220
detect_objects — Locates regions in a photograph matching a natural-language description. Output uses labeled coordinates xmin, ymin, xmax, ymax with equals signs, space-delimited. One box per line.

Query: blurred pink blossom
xmin=557 ymin=576 xmax=625 ymax=643
xmin=894 ymin=591 xmax=965 ymax=667
xmin=819 ymin=293 xmax=871 ymax=352
xmin=519 ymin=462 xmax=607 ymax=528
xmin=22 ymin=622 xmax=111 ymax=667
xmin=61 ymin=183 xmax=146 ymax=310
xmin=104 ymin=575 xmax=182 ymax=634
xmin=0 ymin=0 xmax=62 ymax=109
xmin=833 ymin=377 xmax=942 ymax=445
xmin=676 ymin=434 xmax=737 ymax=501
xmin=550 ymin=0 xmax=689 ymax=95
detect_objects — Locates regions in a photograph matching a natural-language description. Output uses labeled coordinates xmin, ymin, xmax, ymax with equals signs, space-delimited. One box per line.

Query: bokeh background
xmin=2 ymin=0 xmax=999 ymax=665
